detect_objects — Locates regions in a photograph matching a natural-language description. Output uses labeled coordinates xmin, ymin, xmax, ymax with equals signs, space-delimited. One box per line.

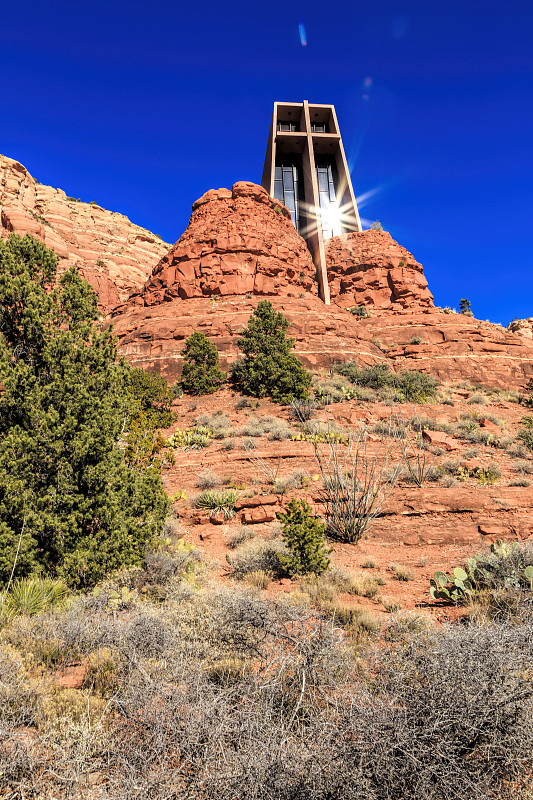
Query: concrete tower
xmin=261 ymin=100 xmax=362 ymax=304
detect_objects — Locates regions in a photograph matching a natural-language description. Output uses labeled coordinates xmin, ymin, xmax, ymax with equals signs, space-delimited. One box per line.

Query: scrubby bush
xmin=277 ymin=499 xmax=332 ymax=577
xmin=524 ymin=377 xmax=533 ymax=407
xmin=289 ymin=398 xmax=319 ymax=421
xmin=518 ymin=415 xmax=533 ymax=450
xmin=334 ymin=361 xmax=439 ymax=403
xmin=1 ymin=574 xmax=533 ymax=799
xmin=181 ymin=331 xmax=226 ymax=395
xmin=0 ymin=234 xmax=169 ymax=588
xmin=196 ymin=412 xmax=232 ymax=438
xmin=226 ymin=537 xmax=287 ymax=579
xmin=230 ymin=301 xmax=312 ymax=403
xmin=314 ymin=429 xmax=401 ymax=544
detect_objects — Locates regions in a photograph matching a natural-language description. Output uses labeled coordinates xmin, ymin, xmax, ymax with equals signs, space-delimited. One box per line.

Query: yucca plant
xmin=1 ymin=577 xmax=68 ymax=622
xmin=195 ymin=489 xmax=238 ymax=519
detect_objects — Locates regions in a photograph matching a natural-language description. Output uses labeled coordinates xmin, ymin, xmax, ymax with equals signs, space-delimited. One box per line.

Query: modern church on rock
xmin=261 ymin=101 xmax=362 ymax=304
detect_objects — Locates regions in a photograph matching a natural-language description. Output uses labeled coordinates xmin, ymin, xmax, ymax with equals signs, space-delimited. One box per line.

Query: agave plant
xmin=195 ymin=489 xmax=238 ymax=519
xmin=1 ymin=577 xmax=68 ymax=622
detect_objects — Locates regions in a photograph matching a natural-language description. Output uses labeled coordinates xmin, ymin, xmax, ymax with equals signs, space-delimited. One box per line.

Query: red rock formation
xmin=127 ymin=181 xmax=318 ymax=306
xmin=357 ymin=308 xmax=533 ymax=388
xmin=110 ymin=181 xmax=533 ymax=390
xmin=508 ymin=317 xmax=533 ymax=341
xmin=325 ymin=230 xmax=433 ymax=309
xmin=112 ymin=294 xmax=385 ymax=380
xmin=0 ymin=155 xmax=169 ymax=311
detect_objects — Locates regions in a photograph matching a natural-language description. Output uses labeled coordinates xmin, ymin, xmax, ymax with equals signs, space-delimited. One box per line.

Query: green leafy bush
xmin=277 ymin=499 xmax=332 ymax=577
xmin=347 ymin=305 xmax=370 ymax=318
xmin=230 ymin=301 xmax=312 ymax=403
xmin=0 ymin=234 xmax=169 ymax=588
xmin=334 ymin=362 xmax=439 ymax=403
xmin=180 ymin=332 xmax=226 ymax=395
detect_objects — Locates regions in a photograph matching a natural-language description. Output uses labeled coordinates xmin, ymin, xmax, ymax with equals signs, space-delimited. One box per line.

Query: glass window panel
xmin=274 ymin=180 xmax=284 ymax=201
xmin=282 ymin=168 xmax=294 ymax=190
xmin=317 ymin=170 xmax=329 ymax=192
xmin=274 ymin=166 xmax=282 ymax=181
xmin=319 ymin=192 xmax=330 ymax=210
xmin=284 ymin=191 xmax=295 ymax=210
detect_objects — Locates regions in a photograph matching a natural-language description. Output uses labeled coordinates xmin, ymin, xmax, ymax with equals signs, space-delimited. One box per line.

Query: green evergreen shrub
xmin=0 ymin=234 xmax=169 ymax=589
xmin=124 ymin=367 xmax=176 ymax=469
xmin=459 ymin=298 xmax=473 ymax=316
xmin=180 ymin=332 xmax=226 ymax=395
xmin=523 ymin=380 xmax=533 ymax=408
xmin=277 ymin=498 xmax=332 ymax=577
xmin=230 ymin=301 xmax=312 ymax=403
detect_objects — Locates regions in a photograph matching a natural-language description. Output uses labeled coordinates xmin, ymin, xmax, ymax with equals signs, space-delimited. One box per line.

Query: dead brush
xmin=313 ymin=422 xmax=402 ymax=543
xmin=399 ymin=411 xmax=440 ymax=487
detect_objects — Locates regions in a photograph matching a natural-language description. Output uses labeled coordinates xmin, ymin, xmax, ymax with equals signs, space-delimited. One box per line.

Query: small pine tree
xmin=231 ymin=301 xmax=312 ymax=404
xmin=181 ymin=332 xmax=226 ymax=395
xmin=277 ymin=498 xmax=332 ymax=577
xmin=459 ymin=298 xmax=473 ymax=316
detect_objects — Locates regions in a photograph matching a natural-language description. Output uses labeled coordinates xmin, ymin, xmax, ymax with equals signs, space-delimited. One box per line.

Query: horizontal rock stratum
xmin=0 ymin=154 xmax=169 ymax=311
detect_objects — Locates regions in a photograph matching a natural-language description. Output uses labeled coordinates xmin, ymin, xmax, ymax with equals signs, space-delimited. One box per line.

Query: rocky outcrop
xmin=508 ymin=317 xmax=533 ymax=340
xmin=125 ymin=181 xmax=318 ymax=307
xmin=325 ymin=230 xmax=434 ymax=309
xmin=359 ymin=308 xmax=533 ymax=388
xmin=0 ymin=155 xmax=169 ymax=311
xmin=110 ymin=182 xmax=533 ymax=389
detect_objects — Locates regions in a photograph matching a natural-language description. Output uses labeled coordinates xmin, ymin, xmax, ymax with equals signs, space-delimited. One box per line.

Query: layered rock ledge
xmin=0 ymin=155 xmax=169 ymax=310
xmin=326 ymin=229 xmax=434 ymax=309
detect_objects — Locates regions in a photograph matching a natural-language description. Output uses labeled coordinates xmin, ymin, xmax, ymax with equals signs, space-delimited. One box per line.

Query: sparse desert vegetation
xmin=1 ymin=234 xmax=533 ymax=798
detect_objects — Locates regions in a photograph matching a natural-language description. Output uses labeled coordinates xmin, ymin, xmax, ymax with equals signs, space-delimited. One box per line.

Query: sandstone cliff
xmin=125 ymin=181 xmax=318 ymax=306
xmin=326 ymin=229 xmax=434 ymax=309
xmin=110 ymin=181 xmax=533 ymax=389
xmin=0 ymin=154 xmax=169 ymax=310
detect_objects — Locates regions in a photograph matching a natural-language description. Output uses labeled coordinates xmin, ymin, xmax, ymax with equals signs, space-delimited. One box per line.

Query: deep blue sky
xmin=1 ymin=0 xmax=532 ymax=324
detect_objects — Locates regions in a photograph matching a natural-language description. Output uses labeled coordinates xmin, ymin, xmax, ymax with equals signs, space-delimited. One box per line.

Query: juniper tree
xmin=277 ymin=498 xmax=332 ymax=576
xmin=231 ymin=300 xmax=312 ymax=404
xmin=181 ymin=332 xmax=226 ymax=395
xmin=0 ymin=234 xmax=169 ymax=588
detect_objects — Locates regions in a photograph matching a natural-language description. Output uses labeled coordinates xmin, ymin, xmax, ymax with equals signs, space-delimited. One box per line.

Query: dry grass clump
xmin=389 ymin=563 xmax=414 ymax=582
xmin=243 ymin=569 xmax=273 ymax=590
xmin=225 ymin=537 xmax=287 ymax=579
xmin=196 ymin=412 xmax=232 ymax=438
xmin=272 ymin=469 xmax=307 ymax=494
xmin=237 ymin=414 xmax=292 ymax=440
xmin=1 ymin=540 xmax=533 ymax=800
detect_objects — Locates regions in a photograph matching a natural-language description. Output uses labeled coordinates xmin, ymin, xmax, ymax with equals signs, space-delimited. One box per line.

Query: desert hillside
xmin=0 ymin=154 xmax=169 ymax=310
xmin=1 ymin=163 xmax=532 ymax=800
